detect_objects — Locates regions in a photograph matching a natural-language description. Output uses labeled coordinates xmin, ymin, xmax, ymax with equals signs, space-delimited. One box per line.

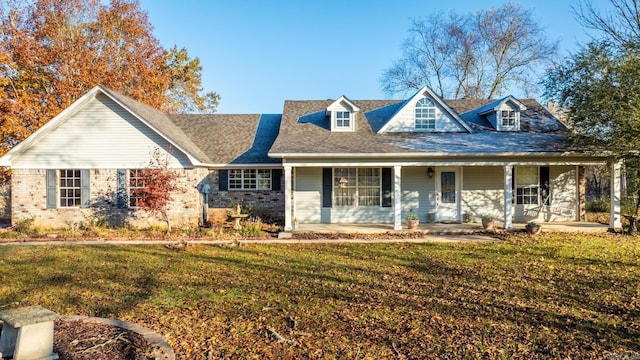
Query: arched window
xmin=415 ymin=98 xmax=436 ymax=130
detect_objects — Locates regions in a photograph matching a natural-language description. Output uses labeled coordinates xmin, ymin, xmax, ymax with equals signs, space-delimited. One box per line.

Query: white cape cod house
xmin=0 ymin=85 xmax=623 ymax=231
xmin=270 ymin=86 xmax=622 ymax=231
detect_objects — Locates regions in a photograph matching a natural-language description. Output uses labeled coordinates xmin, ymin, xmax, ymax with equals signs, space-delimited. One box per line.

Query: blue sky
xmin=140 ymin=1 xmax=604 ymax=114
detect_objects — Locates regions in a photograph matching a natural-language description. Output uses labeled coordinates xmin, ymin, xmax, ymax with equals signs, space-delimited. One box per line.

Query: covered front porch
xmin=281 ymin=160 xmax=623 ymax=232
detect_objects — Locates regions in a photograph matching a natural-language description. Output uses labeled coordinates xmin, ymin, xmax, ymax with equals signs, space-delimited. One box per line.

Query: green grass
xmin=1 ymin=233 xmax=639 ymax=359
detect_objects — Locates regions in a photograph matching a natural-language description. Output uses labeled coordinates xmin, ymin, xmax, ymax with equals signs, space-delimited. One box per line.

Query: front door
xmin=436 ymin=168 xmax=460 ymax=221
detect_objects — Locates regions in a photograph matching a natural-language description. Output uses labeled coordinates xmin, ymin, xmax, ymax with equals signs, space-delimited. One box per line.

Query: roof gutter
xmin=268 ymin=151 xmax=607 ymax=159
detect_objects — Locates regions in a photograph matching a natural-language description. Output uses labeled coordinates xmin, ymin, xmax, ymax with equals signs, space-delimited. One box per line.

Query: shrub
xmin=238 ymin=217 xmax=267 ymax=236
xmin=80 ymin=215 xmax=107 ymax=230
xmin=14 ymin=217 xmax=35 ymax=233
xmin=586 ymin=199 xmax=609 ymax=212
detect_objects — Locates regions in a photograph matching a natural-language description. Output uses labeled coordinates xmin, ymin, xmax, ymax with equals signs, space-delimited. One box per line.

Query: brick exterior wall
xmin=10 ymin=168 xmax=284 ymax=228
xmin=0 ymin=184 xmax=9 ymax=220
xmin=11 ymin=168 xmax=208 ymax=229
xmin=203 ymin=170 xmax=284 ymax=223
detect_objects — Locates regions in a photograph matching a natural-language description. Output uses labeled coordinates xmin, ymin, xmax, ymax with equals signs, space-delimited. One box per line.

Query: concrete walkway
xmin=295 ymin=221 xmax=609 ymax=234
xmin=0 ymin=233 xmax=499 ymax=246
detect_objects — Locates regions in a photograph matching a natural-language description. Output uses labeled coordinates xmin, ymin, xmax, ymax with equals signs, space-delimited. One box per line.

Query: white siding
xmin=384 ymin=96 xmax=466 ymax=133
xmin=295 ymin=168 xmax=322 ymax=222
xmin=462 ymin=166 xmax=504 ymax=220
xmin=322 ymin=207 xmax=393 ymax=223
xmin=295 ymin=165 xmax=578 ymax=224
xmin=401 ymin=167 xmax=435 ymax=221
xmin=295 ymin=167 xmax=393 ymax=223
xmin=12 ymin=94 xmax=191 ymax=169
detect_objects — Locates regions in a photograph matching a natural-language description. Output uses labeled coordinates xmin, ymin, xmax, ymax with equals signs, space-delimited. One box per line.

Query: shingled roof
xmin=170 ymin=114 xmax=281 ymax=165
xmin=270 ymin=97 xmax=576 ymax=157
xmin=104 ymin=87 xmax=281 ymax=166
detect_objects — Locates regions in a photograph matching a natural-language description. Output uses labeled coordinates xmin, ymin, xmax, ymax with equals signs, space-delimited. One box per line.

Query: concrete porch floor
xmin=294 ymin=221 xmax=610 ymax=234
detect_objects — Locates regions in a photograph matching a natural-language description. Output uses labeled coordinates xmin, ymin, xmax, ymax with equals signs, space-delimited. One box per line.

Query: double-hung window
xmin=501 ymin=110 xmax=516 ymax=127
xmin=47 ymin=169 xmax=90 ymax=209
xmin=229 ymin=169 xmax=272 ymax=190
xmin=516 ymin=166 xmax=539 ymax=204
xmin=334 ymin=168 xmax=381 ymax=207
xmin=59 ymin=169 xmax=82 ymax=207
xmin=335 ymin=111 xmax=351 ymax=129
xmin=128 ymin=169 xmax=145 ymax=207
xmin=415 ymin=98 xmax=436 ymax=130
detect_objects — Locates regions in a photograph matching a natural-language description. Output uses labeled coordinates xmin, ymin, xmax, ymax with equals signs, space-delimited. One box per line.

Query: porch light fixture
xmin=427 ymin=167 xmax=434 ymax=178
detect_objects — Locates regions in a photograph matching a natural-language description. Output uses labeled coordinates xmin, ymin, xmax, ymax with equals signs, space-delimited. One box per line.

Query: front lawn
xmin=0 ymin=233 xmax=638 ymax=359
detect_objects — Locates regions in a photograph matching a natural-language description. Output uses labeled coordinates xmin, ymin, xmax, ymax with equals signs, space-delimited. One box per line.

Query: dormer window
xmin=327 ymin=96 xmax=359 ymax=132
xmin=501 ymin=110 xmax=516 ymax=127
xmin=477 ymin=96 xmax=526 ymax=132
xmin=335 ymin=111 xmax=351 ymax=129
xmin=415 ymin=98 xmax=436 ymax=130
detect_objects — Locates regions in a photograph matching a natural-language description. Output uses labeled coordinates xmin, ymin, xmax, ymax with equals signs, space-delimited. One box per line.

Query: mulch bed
xmin=1 ymin=320 xmax=153 ymax=360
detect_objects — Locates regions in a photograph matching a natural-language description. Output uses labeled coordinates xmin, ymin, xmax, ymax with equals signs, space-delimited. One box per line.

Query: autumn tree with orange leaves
xmin=0 ymin=0 xmax=219 ymax=160
xmin=132 ymin=147 xmax=180 ymax=232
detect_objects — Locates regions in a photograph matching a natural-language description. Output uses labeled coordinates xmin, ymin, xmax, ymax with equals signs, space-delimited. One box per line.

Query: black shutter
xmin=271 ymin=169 xmax=282 ymax=191
xmin=116 ymin=169 xmax=127 ymax=208
xmin=322 ymin=168 xmax=332 ymax=208
xmin=80 ymin=169 xmax=90 ymax=208
xmin=540 ymin=166 xmax=550 ymax=205
xmin=46 ymin=169 xmax=57 ymax=209
xmin=381 ymin=168 xmax=392 ymax=207
xmin=219 ymin=170 xmax=228 ymax=191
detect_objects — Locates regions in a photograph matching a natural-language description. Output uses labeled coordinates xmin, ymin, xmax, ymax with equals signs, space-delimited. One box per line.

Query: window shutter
xmin=46 ymin=169 xmax=57 ymax=209
xmin=540 ymin=166 xmax=550 ymax=205
xmin=219 ymin=170 xmax=228 ymax=191
xmin=271 ymin=169 xmax=282 ymax=191
xmin=381 ymin=168 xmax=392 ymax=207
xmin=116 ymin=169 xmax=127 ymax=208
xmin=322 ymin=168 xmax=332 ymax=208
xmin=80 ymin=169 xmax=90 ymax=208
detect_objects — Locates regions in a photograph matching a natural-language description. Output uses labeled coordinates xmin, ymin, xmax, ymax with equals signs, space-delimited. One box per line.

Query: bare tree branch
xmin=381 ymin=2 xmax=557 ymax=99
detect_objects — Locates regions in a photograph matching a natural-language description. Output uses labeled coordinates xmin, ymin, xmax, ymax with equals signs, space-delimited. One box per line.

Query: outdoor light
xmin=427 ymin=167 xmax=434 ymax=178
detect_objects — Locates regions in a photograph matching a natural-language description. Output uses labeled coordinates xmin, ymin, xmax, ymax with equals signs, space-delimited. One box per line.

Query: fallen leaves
xmin=0 ymin=233 xmax=638 ymax=358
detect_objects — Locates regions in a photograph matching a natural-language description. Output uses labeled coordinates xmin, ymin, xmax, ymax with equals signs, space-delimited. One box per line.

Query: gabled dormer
xmin=326 ymin=96 xmax=360 ymax=132
xmin=477 ymin=96 xmax=527 ymax=132
xmin=377 ymin=86 xmax=473 ymax=134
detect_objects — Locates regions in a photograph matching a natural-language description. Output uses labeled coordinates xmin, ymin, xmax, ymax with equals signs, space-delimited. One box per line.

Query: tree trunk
xmin=162 ymin=208 xmax=172 ymax=233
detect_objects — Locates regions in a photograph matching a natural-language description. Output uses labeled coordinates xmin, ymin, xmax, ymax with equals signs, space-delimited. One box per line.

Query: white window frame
xmin=333 ymin=167 xmax=381 ymax=207
xmin=229 ymin=169 xmax=272 ymax=190
xmin=499 ymin=108 xmax=519 ymax=131
xmin=59 ymin=169 xmax=82 ymax=207
xmin=515 ymin=166 xmax=539 ymax=205
xmin=415 ymin=97 xmax=436 ymax=130
xmin=334 ymin=111 xmax=353 ymax=131
xmin=128 ymin=169 xmax=145 ymax=208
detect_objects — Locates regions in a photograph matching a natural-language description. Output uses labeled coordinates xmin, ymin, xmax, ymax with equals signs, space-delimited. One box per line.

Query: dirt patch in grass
xmin=0 ymin=320 xmax=152 ymax=360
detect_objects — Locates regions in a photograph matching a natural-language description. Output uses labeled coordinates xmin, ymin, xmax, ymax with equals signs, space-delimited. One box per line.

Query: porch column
xmin=504 ymin=165 xmax=513 ymax=230
xmin=610 ymin=161 xmax=622 ymax=231
xmin=284 ymin=165 xmax=293 ymax=231
xmin=394 ymin=165 xmax=402 ymax=230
